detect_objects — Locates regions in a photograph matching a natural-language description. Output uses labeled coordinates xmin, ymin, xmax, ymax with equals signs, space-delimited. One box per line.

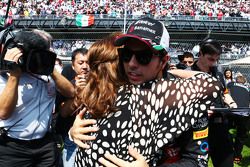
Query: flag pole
xmin=123 ymin=0 xmax=127 ymax=33
xmin=5 ymin=0 xmax=12 ymax=21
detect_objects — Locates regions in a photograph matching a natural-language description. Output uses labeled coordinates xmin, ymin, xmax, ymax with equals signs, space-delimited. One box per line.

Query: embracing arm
xmin=69 ymin=108 xmax=99 ymax=148
xmin=168 ymin=69 xmax=203 ymax=79
xmin=99 ymin=146 xmax=149 ymax=167
xmin=98 ymin=146 xmax=199 ymax=167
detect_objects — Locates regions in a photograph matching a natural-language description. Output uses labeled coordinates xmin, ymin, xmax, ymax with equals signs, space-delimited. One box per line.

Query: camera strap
xmin=29 ymin=73 xmax=50 ymax=83
xmin=6 ymin=118 xmax=23 ymax=132
xmin=0 ymin=118 xmax=22 ymax=137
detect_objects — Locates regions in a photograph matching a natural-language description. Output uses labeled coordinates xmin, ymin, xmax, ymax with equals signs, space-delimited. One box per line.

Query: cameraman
xmin=0 ymin=30 xmax=74 ymax=166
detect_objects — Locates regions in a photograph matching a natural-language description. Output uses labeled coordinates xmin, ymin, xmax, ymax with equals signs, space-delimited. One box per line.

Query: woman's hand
xmin=69 ymin=107 xmax=99 ymax=149
xmin=98 ymin=146 xmax=149 ymax=167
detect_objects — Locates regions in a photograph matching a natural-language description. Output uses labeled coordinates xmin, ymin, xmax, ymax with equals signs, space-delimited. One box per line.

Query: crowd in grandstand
xmin=51 ymin=39 xmax=250 ymax=60
xmin=0 ymin=0 xmax=249 ymax=20
xmin=0 ymin=0 xmax=249 ymax=59
xmin=52 ymin=40 xmax=86 ymax=56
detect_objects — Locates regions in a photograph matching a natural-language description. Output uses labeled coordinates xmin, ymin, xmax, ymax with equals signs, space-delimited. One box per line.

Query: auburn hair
xmin=74 ymin=32 xmax=126 ymax=118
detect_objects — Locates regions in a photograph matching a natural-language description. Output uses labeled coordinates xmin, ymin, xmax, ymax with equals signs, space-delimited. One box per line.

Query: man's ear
xmin=199 ymin=51 xmax=203 ymax=57
xmin=160 ymin=55 xmax=170 ymax=70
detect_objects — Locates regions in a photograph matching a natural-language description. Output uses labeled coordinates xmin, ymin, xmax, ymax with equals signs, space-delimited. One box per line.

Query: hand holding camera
xmin=3 ymin=47 xmax=23 ymax=76
xmin=75 ymin=74 xmax=88 ymax=88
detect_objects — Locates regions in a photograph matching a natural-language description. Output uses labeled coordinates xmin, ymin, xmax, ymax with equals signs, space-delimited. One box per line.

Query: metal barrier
xmin=7 ymin=14 xmax=250 ymax=21
xmin=2 ymin=14 xmax=249 ymax=33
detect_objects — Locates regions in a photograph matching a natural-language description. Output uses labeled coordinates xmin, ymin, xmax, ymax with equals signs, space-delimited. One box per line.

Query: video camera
xmin=0 ymin=28 xmax=56 ymax=75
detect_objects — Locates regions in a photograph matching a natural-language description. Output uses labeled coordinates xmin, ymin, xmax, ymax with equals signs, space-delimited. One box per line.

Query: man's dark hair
xmin=72 ymin=48 xmax=88 ymax=62
xmin=183 ymin=52 xmax=194 ymax=59
xmin=177 ymin=51 xmax=194 ymax=63
xmin=223 ymin=68 xmax=233 ymax=80
xmin=177 ymin=54 xmax=184 ymax=62
xmin=199 ymin=38 xmax=222 ymax=56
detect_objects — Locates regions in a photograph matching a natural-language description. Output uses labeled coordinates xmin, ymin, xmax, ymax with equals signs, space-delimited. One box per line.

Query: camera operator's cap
xmin=114 ymin=17 xmax=170 ymax=52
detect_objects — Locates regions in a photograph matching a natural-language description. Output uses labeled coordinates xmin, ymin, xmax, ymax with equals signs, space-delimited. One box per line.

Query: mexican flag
xmin=0 ymin=17 xmax=5 ymax=27
xmin=0 ymin=17 xmax=13 ymax=27
xmin=75 ymin=15 xmax=95 ymax=27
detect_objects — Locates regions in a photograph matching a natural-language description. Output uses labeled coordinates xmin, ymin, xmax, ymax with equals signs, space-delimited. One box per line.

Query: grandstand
xmin=1 ymin=0 xmax=250 ymax=79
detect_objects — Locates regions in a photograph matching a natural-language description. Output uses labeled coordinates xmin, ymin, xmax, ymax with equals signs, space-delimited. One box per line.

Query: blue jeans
xmin=62 ymin=135 xmax=77 ymax=167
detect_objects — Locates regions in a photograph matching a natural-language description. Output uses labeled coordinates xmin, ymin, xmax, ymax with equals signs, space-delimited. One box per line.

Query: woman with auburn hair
xmin=73 ymin=33 xmax=125 ymax=119
xmin=68 ymin=32 xmax=222 ymax=167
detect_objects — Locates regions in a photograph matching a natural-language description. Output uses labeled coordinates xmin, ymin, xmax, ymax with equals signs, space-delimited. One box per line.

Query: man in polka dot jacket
xmin=98 ymin=21 xmax=213 ymax=167
xmin=69 ymin=18 xmax=223 ymax=167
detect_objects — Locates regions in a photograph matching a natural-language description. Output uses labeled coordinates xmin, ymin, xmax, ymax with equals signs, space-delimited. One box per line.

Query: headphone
xmin=199 ymin=38 xmax=218 ymax=48
xmin=198 ymin=38 xmax=222 ymax=57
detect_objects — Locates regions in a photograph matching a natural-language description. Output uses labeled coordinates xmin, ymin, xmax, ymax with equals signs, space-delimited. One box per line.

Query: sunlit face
xmin=225 ymin=71 xmax=232 ymax=79
xmin=121 ymin=39 xmax=167 ymax=85
xmin=72 ymin=53 xmax=90 ymax=76
xmin=182 ymin=57 xmax=194 ymax=67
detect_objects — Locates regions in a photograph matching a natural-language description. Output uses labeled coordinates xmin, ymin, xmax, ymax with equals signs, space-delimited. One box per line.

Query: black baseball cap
xmin=114 ymin=17 xmax=170 ymax=52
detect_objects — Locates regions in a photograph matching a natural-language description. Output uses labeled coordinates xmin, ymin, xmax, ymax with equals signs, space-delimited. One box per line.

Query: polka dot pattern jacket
xmin=75 ymin=73 xmax=222 ymax=167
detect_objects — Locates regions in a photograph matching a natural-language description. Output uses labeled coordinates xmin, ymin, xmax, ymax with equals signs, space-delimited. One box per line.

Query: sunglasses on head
xmin=118 ymin=47 xmax=155 ymax=65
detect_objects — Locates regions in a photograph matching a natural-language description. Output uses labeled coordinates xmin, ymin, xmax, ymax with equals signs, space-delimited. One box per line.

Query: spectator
xmin=175 ymin=54 xmax=186 ymax=69
xmin=224 ymin=68 xmax=233 ymax=84
xmin=56 ymin=48 xmax=89 ymax=167
xmin=182 ymin=52 xmax=194 ymax=67
xmin=227 ymin=75 xmax=250 ymax=164
xmin=191 ymin=38 xmax=236 ymax=167
xmin=176 ymin=51 xmax=194 ymax=69
xmin=223 ymin=68 xmax=234 ymax=94
xmin=2 ymin=0 xmax=249 ymax=20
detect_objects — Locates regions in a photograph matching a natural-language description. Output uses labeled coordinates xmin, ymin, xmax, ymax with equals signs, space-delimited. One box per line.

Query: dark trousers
xmin=0 ymin=133 xmax=59 ymax=167
xmin=231 ymin=115 xmax=250 ymax=157
xmin=208 ymin=120 xmax=234 ymax=167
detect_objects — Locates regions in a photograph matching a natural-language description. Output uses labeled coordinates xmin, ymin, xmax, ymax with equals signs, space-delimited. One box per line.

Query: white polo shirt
xmin=0 ymin=73 xmax=56 ymax=140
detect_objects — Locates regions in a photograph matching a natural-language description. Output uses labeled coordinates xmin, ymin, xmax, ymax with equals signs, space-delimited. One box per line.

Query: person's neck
xmin=157 ymin=71 xmax=163 ymax=79
xmin=196 ymin=60 xmax=210 ymax=73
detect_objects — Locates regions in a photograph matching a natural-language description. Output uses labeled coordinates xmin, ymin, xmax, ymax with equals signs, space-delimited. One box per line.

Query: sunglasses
xmin=118 ymin=47 xmax=155 ymax=65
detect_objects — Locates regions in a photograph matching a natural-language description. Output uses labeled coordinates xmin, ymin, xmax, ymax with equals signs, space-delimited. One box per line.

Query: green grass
xmin=208 ymin=130 xmax=250 ymax=167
